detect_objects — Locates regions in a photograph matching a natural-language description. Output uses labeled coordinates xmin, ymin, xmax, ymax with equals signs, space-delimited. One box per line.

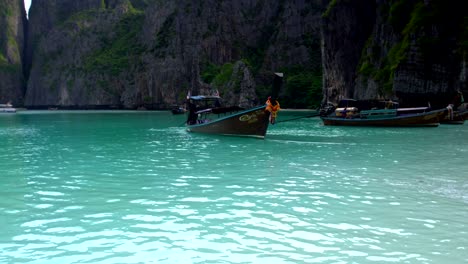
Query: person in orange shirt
xmin=265 ymin=96 xmax=280 ymax=124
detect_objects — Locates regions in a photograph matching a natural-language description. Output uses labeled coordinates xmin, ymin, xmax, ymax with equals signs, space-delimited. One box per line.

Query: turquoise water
xmin=1 ymin=110 xmax=467 ymax=264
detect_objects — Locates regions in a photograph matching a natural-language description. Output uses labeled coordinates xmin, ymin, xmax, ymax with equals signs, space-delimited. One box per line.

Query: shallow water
xmin=1 ymin=110 xmax=467 ymax=263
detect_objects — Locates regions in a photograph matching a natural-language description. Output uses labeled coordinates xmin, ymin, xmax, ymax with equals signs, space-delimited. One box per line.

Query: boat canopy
xmin=337 ymin=99 xmax=402 ymax=111
xmin=397 ymin=107 xmax=430 ymax=112
xmin=188 ymin=95 xmax=221 ymax=101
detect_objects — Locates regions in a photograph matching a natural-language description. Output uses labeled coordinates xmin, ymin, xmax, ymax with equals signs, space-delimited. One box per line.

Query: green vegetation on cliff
xmin=201 ymin=61 xmax=322 ymax=109
xmin=322 ymin=0 xmax=337 ymax=18
xmin=358 ymin=0 xmax=468 ymax=95
xmin=84 ymin=10 xmax=145 ymax=76
xmin=282 ymin=25 xmax=324 ymax=108
xmin=151 ymin=11 xmax=176 ymax=58
xmin=23 ymin=0 xmax=325 ymax=108
xmin=282 ymin=66 xmax=322 ymax=109
xmin=0 ymin=1 xmax=23 ymax=72
xmin=201 ymin=62 xmax=234 ymax=88
xmin=0 ymin=0 xmax=12 ymax=17
xmin=0 ymin=63 xmax=20 ymax=73
xmin=0 ymin=51 xmax=7 ymax=65
xmin=200 ymin=62 xmax=218 ymax=84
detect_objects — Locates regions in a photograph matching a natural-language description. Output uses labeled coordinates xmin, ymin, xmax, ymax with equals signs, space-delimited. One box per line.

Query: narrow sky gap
xmin=24 ymin=0 xmax=31 ymax=16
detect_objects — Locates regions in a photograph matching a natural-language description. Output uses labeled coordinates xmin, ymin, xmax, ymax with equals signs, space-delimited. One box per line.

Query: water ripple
xmin=1 ymin=112 xmax=468 ymax=263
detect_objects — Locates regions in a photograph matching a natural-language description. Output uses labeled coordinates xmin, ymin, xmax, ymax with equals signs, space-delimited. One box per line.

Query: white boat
xmin=0 ymin=103 xmax=16 ymax=113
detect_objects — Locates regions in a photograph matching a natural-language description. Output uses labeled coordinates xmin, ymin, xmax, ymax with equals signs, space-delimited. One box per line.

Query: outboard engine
xmin=319 ymin=102 xmax=336 ymax=117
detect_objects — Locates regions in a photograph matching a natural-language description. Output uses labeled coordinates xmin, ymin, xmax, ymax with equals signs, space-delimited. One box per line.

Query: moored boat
xmin=185 ymin=95 xmax=273 ymax=138
xmin=185 ymin=72 xmax=283 ymax=138
xmin=171 ymin=105 xmax=187 ymax=115
xmin=0 ymin=103 xmax=16 ymax=113
xmin=440 ymin=109 xmax=468 ymax=124
xmin=321 ymin=99 xmax=447 ymax=127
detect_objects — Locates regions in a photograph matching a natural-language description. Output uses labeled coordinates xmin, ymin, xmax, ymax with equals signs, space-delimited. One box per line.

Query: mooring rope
xmin=178 ymin=111 xmax=321 ymax=126
xmin=276 ymin=112 xmax=320 ymax=123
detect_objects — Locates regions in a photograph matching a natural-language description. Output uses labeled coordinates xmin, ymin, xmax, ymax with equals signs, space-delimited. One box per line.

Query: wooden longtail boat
xmin=0 ymin=103 xmax=16 ymax=113
xmin=321 ymin=108 xmax=446 ymax=127
xmin=440 ymin=109 xmax=468 ymax=125
xmin=185 ymin=73 xmax=282 ymax=138
xmin=185 ymin=95 xmax=272 ymax=138
xmin=320 ymin=99 xmax=447 ymax=127
xmin=170 ymin=105 xmax=187 ymax=115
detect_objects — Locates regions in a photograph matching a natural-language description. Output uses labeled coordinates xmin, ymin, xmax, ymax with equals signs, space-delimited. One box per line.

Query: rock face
xmin=321 ymin=0 xmax=376 ymax=104
xmin=23 ymin=0 xmax=325 ymax=109
xmin=322 ymin=0 xmax=468 ymax=108
xmin=25 ymin=0 xmax=134 ymax=107
xmin=0 ymin=0 xmax=27 ymax=105
xmin=8 ymin=0 xmax=465 ymax=109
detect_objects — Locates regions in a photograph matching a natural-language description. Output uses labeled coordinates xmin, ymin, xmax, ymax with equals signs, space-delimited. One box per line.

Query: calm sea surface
xmin=1 ymin=110 xmax=467 ymax=264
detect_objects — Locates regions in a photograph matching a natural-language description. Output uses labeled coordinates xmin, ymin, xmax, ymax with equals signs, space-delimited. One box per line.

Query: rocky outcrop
xmin=3 ymin=0 xmax=467 ymax=109
xmin=322 ymin=0 xmax=376 ymax=104
xmin=25 ymin=0 xmax=103 ymax=73
xmin=0 ymin=0 xmax=27 ymax=105
xmin=322 ymin=0 xmax=468 ymax=108
xmin=219 ymin=61 xmax=258 ymax=108
xmin=23 ymin=0 xmax=325 ymax=109
xmin=25 ymin=0 xmax=134 ymax=107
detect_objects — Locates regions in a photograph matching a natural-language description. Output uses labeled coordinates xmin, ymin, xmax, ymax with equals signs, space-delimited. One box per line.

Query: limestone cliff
xmin=0 ymin=0 xmax=27 ymax=105
xmin=24 ymin=0 xmax=325 ymax=109
xmin=25 ymin=0 xmax=134 ymax=107
xmin=322 ymin=0 xmax=468 ymax=108
xmin=3 ymin=0 xmax=467 ymax=110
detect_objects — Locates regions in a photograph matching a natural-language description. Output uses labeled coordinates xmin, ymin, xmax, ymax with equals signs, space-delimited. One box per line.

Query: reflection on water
xmin=1 ymin=111 xmax=468 ymax=263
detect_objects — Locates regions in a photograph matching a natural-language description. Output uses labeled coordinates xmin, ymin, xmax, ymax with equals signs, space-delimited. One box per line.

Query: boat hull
xmin=171 ymin=109 xmax=186 ymax=115
xmin=187 ymin=106 xmax=270 ymax=138
xmin=441 ymin=110 xmax=468 ymax=124
xmin=0 ymin=108 xmax=16 ymax=113
xmin=321 ymin=108 xmax=446 ymax=127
